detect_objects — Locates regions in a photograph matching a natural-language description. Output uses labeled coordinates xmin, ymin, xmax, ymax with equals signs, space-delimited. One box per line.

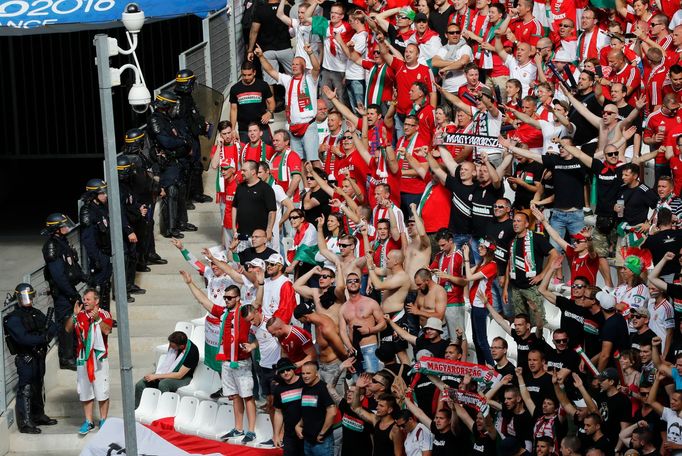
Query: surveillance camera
xmin=129 ymin=82 xmax=151 ymax=113
xmin=122 ymin=3 xmax=145 ymax=33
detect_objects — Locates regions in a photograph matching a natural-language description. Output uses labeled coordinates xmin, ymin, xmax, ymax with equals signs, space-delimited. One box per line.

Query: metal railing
xmin=0 ymin=227 xmax=86 ymax=415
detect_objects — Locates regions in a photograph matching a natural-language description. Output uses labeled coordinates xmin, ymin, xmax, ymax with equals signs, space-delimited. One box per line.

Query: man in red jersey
xmin=508 ymin=0 xmax=543 ymax=47
xmin=644 ymin=94 xmax=682 ymax=181
xmin=267 ymin=317 xmax=318 ymax=368
xmin=270 ymin=130 xmax=303 ymax=203
xmin=240 ymin=122 xmax=275 ymax=165
xmin=602 ymin=50 xmax=641 ymax=106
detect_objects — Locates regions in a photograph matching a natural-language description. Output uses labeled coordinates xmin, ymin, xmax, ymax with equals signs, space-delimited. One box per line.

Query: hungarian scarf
xmin=271 ymin=148 xmax=292 ymax=183
xmin=577 ymin=29 xmax=600 ymax=62
xmin=324 ymin=132 xmax=342 ymax=175
xmin=412 ymin=357 xmax=501 ymax=385
xmin=286 ymin=75 xmax=313 ymax=128
xmin=75 ymin=313 xmax=107 ymax=383
xmin=365 ymin=64 xmax=388 ymax=106
xmin=443 ymin=388 xmax=489 ymax=412
xmin=216 ymin=306 xmax=242 ymax=369
xmin=240 ymin=140 xmax=268 ymax=165
xmin=416 ymin=180 xmax=435 ymax=216
xmin=510 ymin=231 xmax=537 ymax=279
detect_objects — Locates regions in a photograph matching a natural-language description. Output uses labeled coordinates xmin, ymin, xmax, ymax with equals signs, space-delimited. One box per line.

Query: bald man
xmin=603 ymin=49 xmax=641 ymax=103
xmin=494 ymin=39 xmax=538 ymax=97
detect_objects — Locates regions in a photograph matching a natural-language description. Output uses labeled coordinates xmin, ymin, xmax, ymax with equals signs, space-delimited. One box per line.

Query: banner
xmin=0 ymin=0 xmax=227 ymax=34
xmin=81 ymin=417 xmax=282 ymax=456
xmin=445 ymin=388 xmax=488 ymax=412
xmin=440 ymin=133 xmax=500 ymax=149
xmin=412 ymin=357 xmax=501 ymax=384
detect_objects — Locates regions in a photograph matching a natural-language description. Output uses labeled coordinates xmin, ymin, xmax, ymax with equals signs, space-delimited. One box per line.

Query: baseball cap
xmin=570 ymin=232 xmax=590 ymax=242
xmin=414 ymin=12 xmax=428 ymax=22
xmin=553 ymin=49 xmax=574 ymax=63
xmin=423 ymin=317 xmax=444 ymax=332
xmin=208 ymin=245 xmax=227 ymax=263
xmin=246 ymin=258 xmax=266 ymax=270
xmin=598 ymin=367 xmax=619 ymax=383
xmin=274 ymin=358 xmax=297 ymax=373
xmin=266 ymin=253 xmax=285 ymax=265
xmin=596 ymin=290 xmax=616 ymax=310
xmin=632 ymin=307 xmax=650 ymax=318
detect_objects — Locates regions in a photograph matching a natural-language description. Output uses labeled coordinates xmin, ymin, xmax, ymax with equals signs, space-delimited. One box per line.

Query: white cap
xmin=208 ymin=245 xmax=227 ymax=263
xmin=266 ymin=253 xmax=285 ymax=265
xmin=596 ymin=290 xmax=616 ymax=310
xmin=246 ymin=258 xmax=266 ymax=270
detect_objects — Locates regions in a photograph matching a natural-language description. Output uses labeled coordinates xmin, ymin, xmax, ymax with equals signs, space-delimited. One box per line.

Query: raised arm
xmin=322 ymin=86 xmax=360 ymax=126
xmin=425 ymin=149 xmax=449 ymax=184
xmin=515 ymin=367 xmax=537 ymax=415
xmin=646 ymin=372 xmax=666 ymax=416
xmin=507 ymin=107 xmax=541 ymax=130
xmin=559 ymin=84 xmax=602 ymax=127
xmin=294 ymin=264 xmax=323 ymax=299
xmin=484 ymin=298 xmax=512 ymax=335
xmin=538 ymin=256 xmax=561 ymax=305
xmin=652 ymin=336 xmax=673 ymax=377
xmin=276 ymin=0 xmax=293 ymax=27
xmin=255 ymin=45 xmax=281 ymax=82
xmin=410 ymin=203 xmax=430 ymax=250
xmin=179 ymin=270 xmax=215 ymax=313
xmin=649 ymin=252 xmax=675 ymax=294
xmin=383 ymin=314 xmax=418 ymax=345
xmin=531 ymin=205 xmax=569 ymax=251
xmin=497 ymin=136 xmax=543 ymax=164
xmin=560 ymin=139 xmax=594 ymax=168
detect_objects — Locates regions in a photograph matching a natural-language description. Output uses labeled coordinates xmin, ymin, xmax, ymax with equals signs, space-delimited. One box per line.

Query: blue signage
xmin=0 ymin=0 xmax=226 ymax=32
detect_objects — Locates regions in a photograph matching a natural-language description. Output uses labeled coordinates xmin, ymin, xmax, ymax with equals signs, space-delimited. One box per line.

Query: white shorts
xmin=77 ymin=358 xmax=110 ymax=402
xmin=222 ymin=359 xmax=254 ymax=398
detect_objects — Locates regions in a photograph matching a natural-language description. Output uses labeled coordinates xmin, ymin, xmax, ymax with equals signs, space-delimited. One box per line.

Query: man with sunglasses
xmin=545 ymin=329 xmax=581 ymax=384
xmin=261 ymin=253 xmax=296 ymax=324
xmin=302 ymin=165 xmax=331 ymax=224
xmin=340 ymin=272 xmax=386 ymax=373
xmin=271 ymin=358 xmax=305 ymax=453
xmin=432 ymin=24 xmax=472 ymax=95
xmin=180 ymin=274 xmax=257 ymax=443
xmin=630 ymin=307 xmax=657 ymax=351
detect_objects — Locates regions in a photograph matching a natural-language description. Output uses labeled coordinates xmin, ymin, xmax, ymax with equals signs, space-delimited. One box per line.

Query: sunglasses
xmin=396 ymin=422 xmax=407 ymax=429
xmin=266 ymin=262 xmax=279 ymax=267
xmin=343 ymin=136 xmax=353 ymax=140
xmin=306 ymin=176 xmax=315 ymax=180
xmin=347 ymin=278 xmax=361 ymax=284
xmin=572 ymin=284 xmax=585 ymax=289
xmin=397 ymin=15 xmax=409 ymax=19
xmin=605 ymin=153 xmax=618 ymax=158
xmin=493 ymin=204 xmax=507 ymax=209
xmin=559 ymin=23 xmax=572 ymax=27
xmin=447 ymin=30 xmax=461 ymax=34
xmin=319 ymin=274 xmax=333 ymax=279
xmin=632 ymin=315 xmax=645 ymax=319
xmin=224 ymin=295 xmax=239 ymax=301
xmin=290 ymin=215 xmax=302 ymax=220
xmin=553 ymin=338 xmax=568 ymax=344
xmin=339 ymin=243 xmax=353 ymax=248
xmin=404 ymin=123 xmax=418 ymax=127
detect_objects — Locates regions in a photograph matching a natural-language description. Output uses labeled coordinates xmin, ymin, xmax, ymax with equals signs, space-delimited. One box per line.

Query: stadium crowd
xmin=15 ymin=0 xmax=682 ymax=453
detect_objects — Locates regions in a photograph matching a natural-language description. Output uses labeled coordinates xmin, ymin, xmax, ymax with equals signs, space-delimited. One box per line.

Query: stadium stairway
xmin=5 ymin=170 xmax=222 ymax=455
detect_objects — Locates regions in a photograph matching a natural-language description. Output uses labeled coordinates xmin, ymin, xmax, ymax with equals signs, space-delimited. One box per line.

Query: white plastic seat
xmin=155 ymin=321 xmax=194 ymax=354
xmin=135 ymin=388 xmax=160 ymax=423
xmin=191 ymin=314 xmax=208 ymax=327
xmin=154 ymin=353 xmax=167 ymax=372
xmin=504 ymin=333 xmax=518 ymax=365
xmin=182 ymin=400 xmax=219 ymax=436
xmin=176 ymin=364 xmax=220 ymax=400
xmin=190 ymin=325 xmax=205 ymax=360
xmin=254 ymin=413 xmax=273 ymax=444
xmin=145 ymin=392 xmax=180 ymax=424
xmin=174 ymin=396 xmax=199 ymax=434
xmin=544 ymin=301 xmax=562 ymax=331
xmin=543 ymin=327 xmax=555 ymax=349
xmin=198 ymin=403 xmax=235 ymax=440
xmin=487 ymin=318 xmax=508 ymax=342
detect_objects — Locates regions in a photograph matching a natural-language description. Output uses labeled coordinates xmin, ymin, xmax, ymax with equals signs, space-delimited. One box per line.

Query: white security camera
xmin=122 ymin=3 xmax=145 ymax=34
xmin=128 ymin=82 xmax=151 ymax=113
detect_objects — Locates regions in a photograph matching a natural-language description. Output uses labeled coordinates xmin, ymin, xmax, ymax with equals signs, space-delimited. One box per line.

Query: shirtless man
xmin=403 ymin=204 xmax=432 ymax=289
xmin=366 ymin=250 xmax=413 ymax=362
xmin=317 ymin=228 xmax=365 ymax=278
xmin=293 ymin=304 xmax=349 ymax=394
xmin=409 ymin=268 xmax=447 ymax=331
xmin=293 ymin=264 xmax=344 ymax=324
xmin=339 ymin=272 xmax=386 ymax=374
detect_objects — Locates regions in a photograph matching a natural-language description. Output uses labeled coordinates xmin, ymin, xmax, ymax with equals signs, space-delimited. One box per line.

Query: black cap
xmin=293 ymin=303 xmax=314 ymax=321
xmin=274 ymin=358 xmax=297 ymax=373
xmin=414 ymin=12 xmax=428 ymax=22
xmin=598 ymin=367 xmax=619 ymax=383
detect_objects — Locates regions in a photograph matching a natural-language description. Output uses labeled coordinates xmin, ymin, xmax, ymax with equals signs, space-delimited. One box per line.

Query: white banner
xmin=80 ymin=418 xmax=222 ymax=456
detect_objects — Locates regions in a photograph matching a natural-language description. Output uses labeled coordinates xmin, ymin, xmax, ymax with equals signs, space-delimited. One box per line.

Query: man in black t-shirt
xmin=630 ymin=308 xmax=657 ymax=351
xmin=539 ymin=267 xmax=590 ymax=350
xmin=302 ymin=165 xmax=331 ymax=224
xmin=506 ymin=212 xmax=558 ymax=325
xmin=229 ymin=62 xmax=275 ymax=144
xmin=438 ymin=160 xmax=476 ymax=249
xmin=562 ymin=142 xmax=624 ymax=258
xmin=595 ymin=368 xmax=632 ymax=448
xmin=470 ymin=156 xmax=506 ymax=261
xmin=498 ymin=387 xmax=534 ymax=451
xmin=569 ymin=71 xmax=602 ymax=149
xmin=296 ymin=362 xmax=336 ymax=454
xmin=509 ymin=156 xmax=544 ymax=210
xmin=232 ymin=160 xmax=277 ymax=246
xmin=615 ymin=163 xmax=657 ymax=231
xmin=247 ymin=0 xmax=294 ymax=88
xmin=595 ymin=291 xmax=630 ymax=371
xmin=642 ymin=208 xmax=682 ymax=280
xmin=236 ymin=229 xmax=278 ymax=266
xmin=428 ymin=0 xmax=455 ymax=43
xmin=272 ymin=358 xmax=305 ymax=454
xmin=582 ymin=413 xmax=614 ymax=456
xmin=487 ymin=304 xmax=550 ymax=371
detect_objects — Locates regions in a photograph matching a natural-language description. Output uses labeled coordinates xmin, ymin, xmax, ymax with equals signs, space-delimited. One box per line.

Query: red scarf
xmin=324 ymin=132 xmax=342 ymax=175
xmin=578 ymin=29 xmax=600 ymax=61
xmin=415 ymin=29 xmax=440 ymax=44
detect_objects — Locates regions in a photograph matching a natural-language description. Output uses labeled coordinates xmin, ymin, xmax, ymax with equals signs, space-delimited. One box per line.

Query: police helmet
xmin=174 ymin=69 xmax=196 ymax=94
xmin=85 ymin=178 xmax=107 ymax=194
xmin=124 ymin=127 xmax=145 ymax=147
xmin=117 ymin=155 xmax=133 ymax=177
xmin=44 ymin=212 xmax=76 ymax=234
xmin=14 ymin=283 xmax=35 ymax=307
xmin=153 ymin=90 xmax=179 ymax=111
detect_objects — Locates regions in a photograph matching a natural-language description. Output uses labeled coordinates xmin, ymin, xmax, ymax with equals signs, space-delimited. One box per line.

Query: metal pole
xmin=93 ymin=33 xmax=138 ymax=456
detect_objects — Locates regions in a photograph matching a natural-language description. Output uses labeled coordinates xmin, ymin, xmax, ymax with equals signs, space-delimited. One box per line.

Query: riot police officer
xmin=148 ymin=90 xmax=193 ymax=238
xmin=3 ymin=284 xmax=59 ymax=434
xmin=79 ymin=179 xmax=119 ymax=309
xmin=174 ymin=69 xmax=213 ymax=206
xmin=41 ymin=213 xmax=83 ymax=370
xmin=121 ymin=128 xmax=168 ymax=268
xmin=116 ymin=156 xmax=148 ymax=296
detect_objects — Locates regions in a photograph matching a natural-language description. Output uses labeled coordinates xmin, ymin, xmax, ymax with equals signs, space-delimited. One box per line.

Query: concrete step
xmin=9 ymin=417 xmax=94 ymax=453
xmin=43 ymin=385 xmax=125 ymax=418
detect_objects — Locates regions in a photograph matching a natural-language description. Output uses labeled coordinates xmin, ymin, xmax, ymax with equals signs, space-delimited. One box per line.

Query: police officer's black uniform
xmin=121 ymin=128 xmax=168 ymax=268
xmin=41 ymin=213 xmax=83 ymax=370
xmin=116 ymin=155 xmax=149 ymax=295
xmin=174 ymin=69 xmax=213 ymax=206
xmin=148 ymin=90 xmax=192 ymax=239
xmin=3 ymin=284 xmax=59 ymax=433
